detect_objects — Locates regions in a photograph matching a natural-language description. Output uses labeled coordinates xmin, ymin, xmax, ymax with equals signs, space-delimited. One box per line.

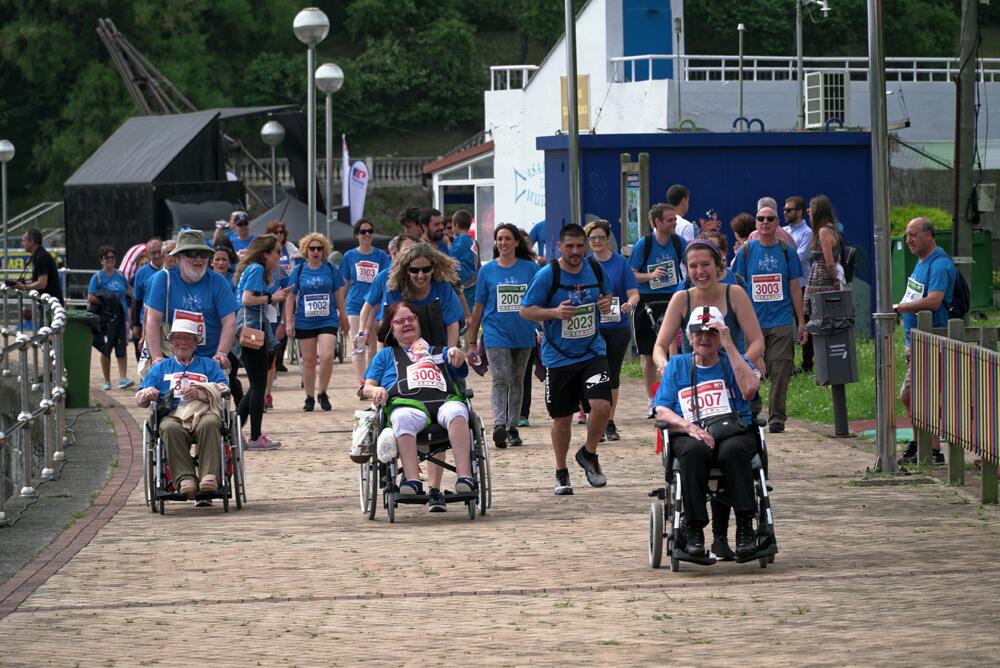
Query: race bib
xmin=304 ymin=293 xmax=330 ymax=318
xmin=751 ymin=273 xmax=784 ymax=303
xmin=406 ymin=359 xmax=447 ymax=392
xmin=173 ymin=309 xmax=206 ymax=345
xmin=563 ymin=303 xmax=596 ymax=340
xmin=356 ymin=261 xmax=379 ymax=283
xmin=648 ymin=260 xmax=678 ymax=290
xmin=901 ymin=277 xmax=924 ymax=305
xmin=600 ymin=296 xmax=621 ymax=324
xmin=264 ymin=304 xmax=279 ymax=324
xmin=678 ymin=380 xmax=732 ymax=423
xmin=167 ymin=371 xmax=209 ymax=393
xmin=497 ymin=284 xmax=527 ymax=313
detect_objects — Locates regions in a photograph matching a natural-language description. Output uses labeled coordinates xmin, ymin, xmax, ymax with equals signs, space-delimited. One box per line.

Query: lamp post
xmin=260 ymin=121 xmax=285 ymax=207
xmin=315 ymin=62 xmax=344 ymax=235
xmin=796 ymin=0 xmax=832 ymax=129
xmin=0 ymin=140 xmax=14 ymax=278
xmin=293 ymin=7 xmax=330 ymax=234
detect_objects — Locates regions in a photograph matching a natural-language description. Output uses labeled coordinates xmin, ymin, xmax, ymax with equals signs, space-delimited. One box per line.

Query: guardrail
xmin=910 ymin=311 xmax=999 ymax=503
xmin=233 ymin=156 xmax=434 ymax=190
xmin=0 ymin=284 xmax=67 ymax=525
xmin=489 ymin=65 xmax=539 ymax=91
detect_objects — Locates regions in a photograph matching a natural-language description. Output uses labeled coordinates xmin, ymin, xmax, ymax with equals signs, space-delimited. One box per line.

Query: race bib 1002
xmin=648 ymin=260 xmax=678 ymax=290
xmin=751 ymin=273 xmax=784 ymax=303
xmin=497 ymin=284 xmax=527 ymax=313
xmin=678 ymin=379 xmax=732 ymax=423
xmin=356 ymin=261 xmax=379 ymax=283
xmin=563 ymin=303 xmax=596 ymax=339
xmin=600 ymin=296 xmax=621 ymax=324
xmin=406 ymin=359 xmax=447 ymax=392
xmin=173 ymin=309 xmax=206 ymax=345
xmin=304 ymin=293 xmax=330 ymax=318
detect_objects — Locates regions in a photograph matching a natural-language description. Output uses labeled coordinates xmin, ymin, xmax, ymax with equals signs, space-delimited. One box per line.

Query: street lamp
xmin=260 ymin=121 xmax=285 ymax=207
xmin=796 ymin=0 xmax=832 ymax=129
xmin=0 ymin=139 xmax=14 ymax=276
xmin=293 ymin=7 xmax=330 ymax=234
xmin=315 ymin=62 xmax=344 ymax=233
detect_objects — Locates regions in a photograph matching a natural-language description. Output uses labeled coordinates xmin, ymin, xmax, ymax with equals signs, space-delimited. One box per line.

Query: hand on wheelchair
xmin=368 ymin=386 xmax=388 ymax=407
xmin=136 ymin=387 xmax=161 ymax=407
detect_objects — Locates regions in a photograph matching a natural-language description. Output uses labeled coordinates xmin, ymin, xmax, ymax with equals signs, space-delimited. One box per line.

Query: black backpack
xmin=928 ymin=253 xmax=969 ymax=319
xmin=545 ymin=257 xmax=605 ymax=304
xmin=641 ymin=232 xmax=683 ymax=274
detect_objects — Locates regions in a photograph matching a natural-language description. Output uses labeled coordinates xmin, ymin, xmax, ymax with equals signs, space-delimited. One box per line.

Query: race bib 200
xmin=648 ymin=260 xmax=678 ymax=290
xmin=600 ymin=297 xmax=621 ymax=324
xmin=678 ymin=379 xmax=732 ymax=423
xmin=751 ymin=273 xmax=784 ymax=303
xmin=563 ymin=303 xmax=596 ymax=339
xmin=497 ymin=284 xmax=527 ymax=313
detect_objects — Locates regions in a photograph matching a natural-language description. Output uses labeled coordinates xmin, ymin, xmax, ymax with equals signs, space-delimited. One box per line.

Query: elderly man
xmin=732 ymin=206 xmax=806 ymax=433
xmin=144 ymin=230 xmax=238 ymax=371
xmin=227 ymin=210 xmax=255 ymax=258
xmin=136 ymin=319 xmax=229 ymax=499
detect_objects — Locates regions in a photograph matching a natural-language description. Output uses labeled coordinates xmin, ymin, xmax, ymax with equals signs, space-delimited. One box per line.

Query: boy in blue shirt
xmin=449 ymin=210 xmax=480 ymax=307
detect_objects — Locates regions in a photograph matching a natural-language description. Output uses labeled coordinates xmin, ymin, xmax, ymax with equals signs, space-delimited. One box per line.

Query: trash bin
xmin=65 ymin=309 xmax=99 ymax=408
xmin=807 ymin=291 xmax=859 ymax=387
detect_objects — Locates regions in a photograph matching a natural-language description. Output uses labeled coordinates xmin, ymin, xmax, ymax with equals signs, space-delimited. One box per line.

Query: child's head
xmin=452 ymin=209 xmax=473 ymax=233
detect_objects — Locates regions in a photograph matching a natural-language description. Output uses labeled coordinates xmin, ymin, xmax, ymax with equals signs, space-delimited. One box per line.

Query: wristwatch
xmin=266 ymin=293 xmax=273 ymax=304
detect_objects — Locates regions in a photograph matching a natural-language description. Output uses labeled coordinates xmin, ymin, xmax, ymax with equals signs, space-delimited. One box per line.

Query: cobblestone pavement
xmin=1 ymin=354 xmax=999 ymax=666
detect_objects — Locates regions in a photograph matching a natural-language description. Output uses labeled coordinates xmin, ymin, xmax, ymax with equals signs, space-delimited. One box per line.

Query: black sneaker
xmin=317 ymin=392 xmax=332 ymax=411
xmin=303 ymin=396 xmax=315 ymax=412
xmin=276 ymin=363 xmax=289 ymax=373
xmin=735 ymin=514 xmax=756 ymax=557
xmin=932 ymin=449 xmax=945 ymax=465
xmin=492 ymin=425 xmax=508 ymax=449
xmin=604 ymin=420 xmax=620 ymax=442
xmin=686 ymin=525 xmax=706 ymax=557
xmin=427 ymin=488 xmax=447 ymax=512
xmin=711 ymin=535 xmax=736 ymax=561
xmin=898 ymin=440 xmax=918 ymax=465
xmin=506 ymin=428 xmax=523 ymax=447
xmin=768 ymin=421 xmax=785 ymax=434
xmin=574 ymin=446 xmax=607 ymax=487
xmin=554 ymin=468 xmax=574 ymax=495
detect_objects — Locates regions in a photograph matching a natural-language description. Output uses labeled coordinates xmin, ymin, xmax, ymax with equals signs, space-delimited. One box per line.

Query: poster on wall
xmin=626 ymin=172 xmax=641 ymax=244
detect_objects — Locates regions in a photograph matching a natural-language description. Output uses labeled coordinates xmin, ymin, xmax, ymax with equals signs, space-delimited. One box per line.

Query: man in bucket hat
xmin=144 ymin=229 xmax=238 ymax=369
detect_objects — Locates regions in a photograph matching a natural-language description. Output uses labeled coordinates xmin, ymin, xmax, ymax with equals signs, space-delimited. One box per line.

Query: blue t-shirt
xmin=140 ymin=355 xmax=228 ymax=411
xmin=384 ymin=281 xmax=464 ymax=329
xmin=474 ymin=258 xmax=539 ymax=349
xmin=227 ymin=231 xmax=255 ymax=258
xmin=366 ymin=268 xmax=392 ymax=321
xmin=450 ymin=234 xmax=479 ymax=285
xmin=721 ymin=269 xmax=742 ymax=287
xmin=146 ymin=267 xmax=239 ymax=357
xmin=132 ymin=263 xmax=162 ymax=324
xmin=236 ymin=263 xmax=280 ymax=328
xmin=902 ymin=247 xmax=957 ymax=346
xmin=341 ymin=247 xmax=391 ymax=315
xmin=628 ymin=233 xmax=687 ymax=295
xmin=88 ymin=269 xmax=129 ymax=317
xmin=731 ymin=240 xmax=803 ymax=329
xmin=595 ymin=253 xmax=639 ymax=330
xmin=530 ymin=221 xmax=547 ymax=258
xmin=655 ymin=351 xmax=753 ymax=425
xmin=364 ymin=345 xmax=468 ymax=390
xmin=521 ymin=260 xmax=613 ymax=368
xmin=289 ymin=261 xmax=344 ymax=330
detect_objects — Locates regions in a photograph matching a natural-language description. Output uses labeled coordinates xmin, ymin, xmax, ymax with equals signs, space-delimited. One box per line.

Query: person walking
xmin=341 ymin=219 xmax=391 ymax=389
xmin=13 ymin=228 xmax=63 ymax=304
xmin=227 ymin=210 xmax=255 ymax=259
xmin=782 ymin=196 xmax=814 ymax=374
xmin=467 ymin=223 xmax=539 ymax=449
xmin=88 ymin=245 xmax=133 ymax=390
xmin=285 ymin=233 xmax=347 ymax=412
xmin=211 ymin=245 xmax=243 ymax=408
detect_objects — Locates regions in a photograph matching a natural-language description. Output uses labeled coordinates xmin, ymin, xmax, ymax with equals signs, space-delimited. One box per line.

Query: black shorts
xmin=599 ymin=326 xmax=631 ymax=390
xmin=634 ymin=294 xmax=673 ymax=355
xmin=544 ymin=356 xmax=613 ymax=418
xmin=295 ymin=326 xmax=339 ymax=340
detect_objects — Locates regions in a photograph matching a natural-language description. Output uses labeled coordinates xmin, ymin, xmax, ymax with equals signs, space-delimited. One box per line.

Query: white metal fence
xmin=233 ymin=156 xmax=433 ymax=190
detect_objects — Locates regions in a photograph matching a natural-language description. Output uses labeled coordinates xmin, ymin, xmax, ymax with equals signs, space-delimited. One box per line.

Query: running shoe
xmin=264 ymin=394 xmax=273 ymax=411
xmin=932 ymin=449 xmax=945 ymax=465
xmin=303 ymin=396 xmax=315 ymax=412
xmin=898 ymin=440 xmax=918 ymax=465
xmin=100 ymin=381 xmax=112 ymax=391
xmin=768 ymin=421 xmax=785 ymax=434
xmin=506 ymin=428 xmax=523 ymax=447
xmin=493 ymin=424 xmax=508 ymax=449
xmin=711 ymin=535 xmax=736 ymax=561
xmin=574 ymin=446 xmax=607 ymax=487
xmin=245 ymin=435 xmax=281 ymax=451
xmin=118 ymin=378 xmax=134 ymax=390
xmin=576 ymin=410 xmax=587 ymax=424
xmin=517 ymin=417 xmax=529 ymax=428
xmin=554 ymin=468 xmax=574 ymax=496
xmin=427 ymin=487 xmax=447 ymax=512
xmin=646 ymin=399 xmax=655 ymax=419
xmin=455 ymin=476 xmax=477 ymax=494
xmin=318 ymin=392 xmax=332 ymax=411
xmin=604 ymin=420 xmax=620 ymax=442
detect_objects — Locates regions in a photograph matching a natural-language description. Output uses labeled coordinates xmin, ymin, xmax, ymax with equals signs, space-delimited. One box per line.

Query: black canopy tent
xmin=250 ymin=195 xmax=390 ymax=252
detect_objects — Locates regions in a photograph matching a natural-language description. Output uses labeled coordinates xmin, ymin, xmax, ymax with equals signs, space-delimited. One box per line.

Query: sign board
xmin=560 ymin=75 xmax=590 ymax=132
xmin=1 ymin=250 xmax=66 ymax=274
xmin=619 ymin=153 xmax=649 ymax=253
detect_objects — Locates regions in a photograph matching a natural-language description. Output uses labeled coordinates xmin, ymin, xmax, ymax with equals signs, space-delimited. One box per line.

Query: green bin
xmin=65 ymin=309 xmax=98 ymax=408
xmin=890 ymin=229 xmax=992 ymax=311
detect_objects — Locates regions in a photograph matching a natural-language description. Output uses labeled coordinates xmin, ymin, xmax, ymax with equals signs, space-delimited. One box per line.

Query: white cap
xmin=686 ymin=305 xmax=725 ymax=339
xmin=168 ymin=319 xmax=202 ymax=339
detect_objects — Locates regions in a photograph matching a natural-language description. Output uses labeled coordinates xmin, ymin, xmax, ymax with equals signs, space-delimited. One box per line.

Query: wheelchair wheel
xmin=336 ymin=329 xmax=345 ymax=363
xmin=143 ymin=422 xmax=156 ymax=513
xmin=648 ymin=502 xmax=664 ymax=569
xmin=386 ymin=494 xmax=396 ymax=523
xmin=359 ymin=459 xmax=378 ymax=520
xmin=474 ymin=416 xmax=490 ymax=516
xmin=467 ymin=499 xmax=476 ymax=521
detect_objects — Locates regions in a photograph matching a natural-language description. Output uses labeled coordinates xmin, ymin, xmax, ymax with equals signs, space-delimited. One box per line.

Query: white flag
xmin=348 ymin=161 xmax=369 ymax=224
xmin=341 ymin=134 xmax=350 ymax=207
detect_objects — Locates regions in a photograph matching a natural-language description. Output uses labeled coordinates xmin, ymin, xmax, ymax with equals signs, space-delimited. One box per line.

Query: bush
xmin=888 ymin=205 xmax=951 ymax=237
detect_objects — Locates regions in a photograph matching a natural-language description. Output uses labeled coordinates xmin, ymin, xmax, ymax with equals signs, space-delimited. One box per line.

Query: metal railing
xmin=232 ymin=156 xmax=434 ymax=190
xmin=0 ymin=285 xmax=67 ymax=525
xmin=489 ymin=65 xmax=539 ymax=91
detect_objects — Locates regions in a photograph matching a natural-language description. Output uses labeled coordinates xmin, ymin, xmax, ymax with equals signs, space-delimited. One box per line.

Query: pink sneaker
xmin=576 ymin=411 xmax=587 ymax=424
xmin=245 ymin=434 xmax=282 ymax=451
xmin=264 ymin=394 xmax=273 ymax=411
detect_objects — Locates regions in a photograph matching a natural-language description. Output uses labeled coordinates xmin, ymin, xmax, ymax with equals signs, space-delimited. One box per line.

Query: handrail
xmin=6 ymin=202 xmax=62 ymax=235
xmin=488 ymin=65 xmax=539 ymax=91
xmin=0 ymin=284 xmax=67 ymax=525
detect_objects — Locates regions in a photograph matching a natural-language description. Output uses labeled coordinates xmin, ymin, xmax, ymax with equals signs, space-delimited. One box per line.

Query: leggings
xmin=227 ymin=352 xmax=244 ymax=409
xmin=239 ymin=345 xmax=275 ymax=441
xmin=520 ymin=345 xmax=538 ymax=419
xmin=485 ymin=347 xmax=533 ymax=429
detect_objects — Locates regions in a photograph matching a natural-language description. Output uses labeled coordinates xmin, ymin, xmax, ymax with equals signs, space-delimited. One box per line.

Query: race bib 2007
xmin=648 ymin=260 xmax=678 ymax=290
xmin=406 ymin=359 xmax=447 ymax=392
xmin=356 ymin=261 xmax=379 ymax=283
xmin=751 ymin=273 xmax=784 ymax=303
xmin=600 ymin=297 xmax=621 ymax=324
xmin=173 ymin=309 xmax=206 ymax=345
xmin=563 ymin=303 xmax=596 ymax=339
xmin=497 ymin=284 xmax=527 ymax=313
xmin=304 ymin=293 xmax=330 ymax=318
xmin=678 ymin=380 xmax=732 ymax=423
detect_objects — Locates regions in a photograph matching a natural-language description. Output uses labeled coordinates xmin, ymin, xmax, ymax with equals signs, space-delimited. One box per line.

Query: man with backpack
xmin=629 ymin=203 xmax=688 ymax=418
xmin=521 ymin=224 xmax=614 ymax=496
xmin=895 ymin=217 xmax=962 ymax=465
xmin=732 ymin=206 xmax=807 ymax=434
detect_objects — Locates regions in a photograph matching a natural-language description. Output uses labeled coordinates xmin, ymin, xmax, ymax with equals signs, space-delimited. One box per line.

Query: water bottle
xmin=354 ymin=331 xmax=366 ymax=355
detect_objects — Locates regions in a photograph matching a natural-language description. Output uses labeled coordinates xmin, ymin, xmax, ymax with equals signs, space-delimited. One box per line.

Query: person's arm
xmin=336 ymin=286 xmax=349 ymax=331
xmin=731 ymin=287 xmax=765 ymax=370
xmin=446 ymin=321 xmax=459 ymax=348
xmin=145 ymin=308 xmax=165 ymax=361
xmin=819 ymin=227 xmax=839 ymax=288
xmin=467 ymin=302 xmax=485 ymax=352
xmin=283 ymin=284 xmax=296 ymax=337
xmin=652 ymin=291 xmax=685 ymax=373
xmin=215 ymin=313 xmax=236 ymax=369
xmin=791 ymin=282 xmax=808 ymax=345
xmin=135 ymin=386 xmax=160 ymax=408
xmin=521 ymin=302 xmax=575 ymax=323
xmin=653 ymin=363 xmax=714 ymax=446
xmin=896 ymin=291 xmax=945 ymax=314
xmin=715 ymin=328 xmax=760 ymax=400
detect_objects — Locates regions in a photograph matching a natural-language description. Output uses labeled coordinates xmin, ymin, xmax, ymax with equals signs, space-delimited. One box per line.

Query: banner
xmin=348 ymin=160 xmax=369 ymax=225
xmin=341 ymin=134 xmax=350 ymax=207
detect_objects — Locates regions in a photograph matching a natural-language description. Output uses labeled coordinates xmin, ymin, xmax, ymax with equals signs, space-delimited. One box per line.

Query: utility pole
xmin=564 ymin=0 xmax=581 ymax=227
xmin=953 ymin=0 xmax=978 ymax=285
xmin=796 ymin=0 xmax=804 ymax=129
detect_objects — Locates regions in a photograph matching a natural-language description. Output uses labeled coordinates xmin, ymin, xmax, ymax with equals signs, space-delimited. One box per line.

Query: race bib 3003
xmin=751 ymin=273 xmax=784 ymax=303
xmin=406 ymin=360 xmax=447 ymax=392
xmin=497 ymin=284 xmax=527 ymax=313
xmin=563 ymin=303 xmax=596 ymax=340
xmin=304 ymin=293 xmax=330 ymax=318
xmin=600 ymin=296 xmax=621 ymax=324
xmin=648 ymin=260 xmax=678 ymax=290
xmin=173 ymin=309 xmax=206 ymax=345
xmin=678 ymin=380 xmax=732 ymax=423
xmin=356 ymin=261 xmax=379 ymax=283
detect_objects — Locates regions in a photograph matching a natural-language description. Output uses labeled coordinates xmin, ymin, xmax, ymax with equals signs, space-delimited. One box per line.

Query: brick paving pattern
xmin=1 ymin=355 xmax=998 ymax=665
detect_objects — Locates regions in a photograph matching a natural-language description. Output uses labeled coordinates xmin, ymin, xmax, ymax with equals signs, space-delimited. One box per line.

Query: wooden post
xmin=946 ymin=318 xmax=966 ymax=486
xmin=915 ymin=311 xmax=935 ymax=466
xmin=983 ymin=461 xmax=998 ymax=505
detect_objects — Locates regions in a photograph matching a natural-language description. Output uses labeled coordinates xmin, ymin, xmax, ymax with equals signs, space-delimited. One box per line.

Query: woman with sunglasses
xmin=88 ymin=245 xmax=134 ymax=390
xmin=285 ymin=233 xmax=348 ymax=412
xmin=384 ymin=243 xmax=464 ymax=347
xmin=466 ymin=223 xmax=539 ymax=449
xmin=341 ymin=219 xmax=391 ymax=388
xmin=227 ymin=211 xmax=256 ymax=259
xmin=234 ymin=235 xmax=291 ymax=450
xmin=583 ymin=219 xmax=639 ymax=441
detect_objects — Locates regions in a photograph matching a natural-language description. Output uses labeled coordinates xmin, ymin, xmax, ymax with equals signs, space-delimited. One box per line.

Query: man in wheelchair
xmin=654 ymin=306 xmax=762 ymax=559
xmin=135 ymin=319 xmax=230 ymax=500
xmin=362 ymin=301 xmax=475 ymax=512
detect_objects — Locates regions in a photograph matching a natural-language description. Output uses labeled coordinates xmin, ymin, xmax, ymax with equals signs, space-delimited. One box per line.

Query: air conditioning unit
xmin=804 ymin=71 xmax=848 ymax=129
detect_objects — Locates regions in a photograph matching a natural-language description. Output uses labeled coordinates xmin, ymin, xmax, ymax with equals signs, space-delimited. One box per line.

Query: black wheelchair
xmin=142 ymin=393 xmax=246 ymax=514
xmin=648 ymin=421 xmax=777 ymax=571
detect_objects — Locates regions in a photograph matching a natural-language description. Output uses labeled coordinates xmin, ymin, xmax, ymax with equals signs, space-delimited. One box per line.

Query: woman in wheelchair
xmin=362 ymin=301 xmax=475 ymax=511
xmin=135 ymin=319 xmax=230 ymax=500
xmin=654 ymin=306 xmax=762 ymax=559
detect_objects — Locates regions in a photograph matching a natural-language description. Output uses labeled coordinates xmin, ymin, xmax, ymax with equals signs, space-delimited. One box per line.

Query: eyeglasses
xmin=756 ymin=215 xmax=777 ymax=222
xmin=588 ymin=235 xmax=607 ymax=242
xmin=181 ymin=250 xmax=210 ymax=259
xmin=103 ymin=255 xmax=116 ymax=261
xmin=782 ymin=207 xmax=799 ymax=213
xmin=358 ymin=229 xmax=374 ymax=235
xmin=392 ymin=315 xmax=418 ymax=326
xmin=275 ymin=229 xmax=286 ymax=236
xmin=407 ymin=265 xmax=433 ymax=275
xmin=307 ymin=246 xmax=324 ymax=252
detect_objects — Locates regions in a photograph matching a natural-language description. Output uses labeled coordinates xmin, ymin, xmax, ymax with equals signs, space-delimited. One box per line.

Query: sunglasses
xmin=103 ymin=255 xmax=117 ymax=261
xmin=588 ymin=235 xmax=607 ymax=242
xmin=307 ymin=246 xmax=324 ymax=252
xmin=182 ymin=250 xmax=211 ymax=259
xmin=236 ymin=221 xmax=249 ymax=227
xmin=756 ymin=215 xmax=777 ymax=222
xmin=407 ymin=265 xmax=433 ymax=275
xmin=358 ymin=229 xmax=374 ymax=235
xmin=782 ymin=207 xmax=799 ymax=213
xmin=392 ymin=315 xmax=418 ymax=326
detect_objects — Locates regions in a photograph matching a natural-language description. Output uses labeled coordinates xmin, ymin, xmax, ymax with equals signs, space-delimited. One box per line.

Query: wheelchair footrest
xmin=734 ymin=539 xmax=778 ymax=564
xmin=670 ymin=549 xmax=717 ymax=566
xmin=648 ymin=488 xmax=666 ymax=499
xmin=156 ymin=490 xmax=229 ymax=502
xmin=391 ymin=490 xmax=477 ymax=505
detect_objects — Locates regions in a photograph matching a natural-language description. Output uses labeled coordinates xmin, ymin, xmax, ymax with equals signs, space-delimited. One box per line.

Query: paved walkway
xmin=1 ymin=353 xmax=999 ymax=666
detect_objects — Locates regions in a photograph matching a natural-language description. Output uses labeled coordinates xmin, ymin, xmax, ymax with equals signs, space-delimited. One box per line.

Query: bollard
xmin=18 ymin=335 xmax=35 ymax=497
xmin=1 ymin=287 xmax=9 ymax=377
xmin=40 ymin=321 xmax=54 ymax=481
xmin=53 ymin=314 xmax=66 ymax=460
xmin=831 ymin=384 xmax=850 ymax=436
